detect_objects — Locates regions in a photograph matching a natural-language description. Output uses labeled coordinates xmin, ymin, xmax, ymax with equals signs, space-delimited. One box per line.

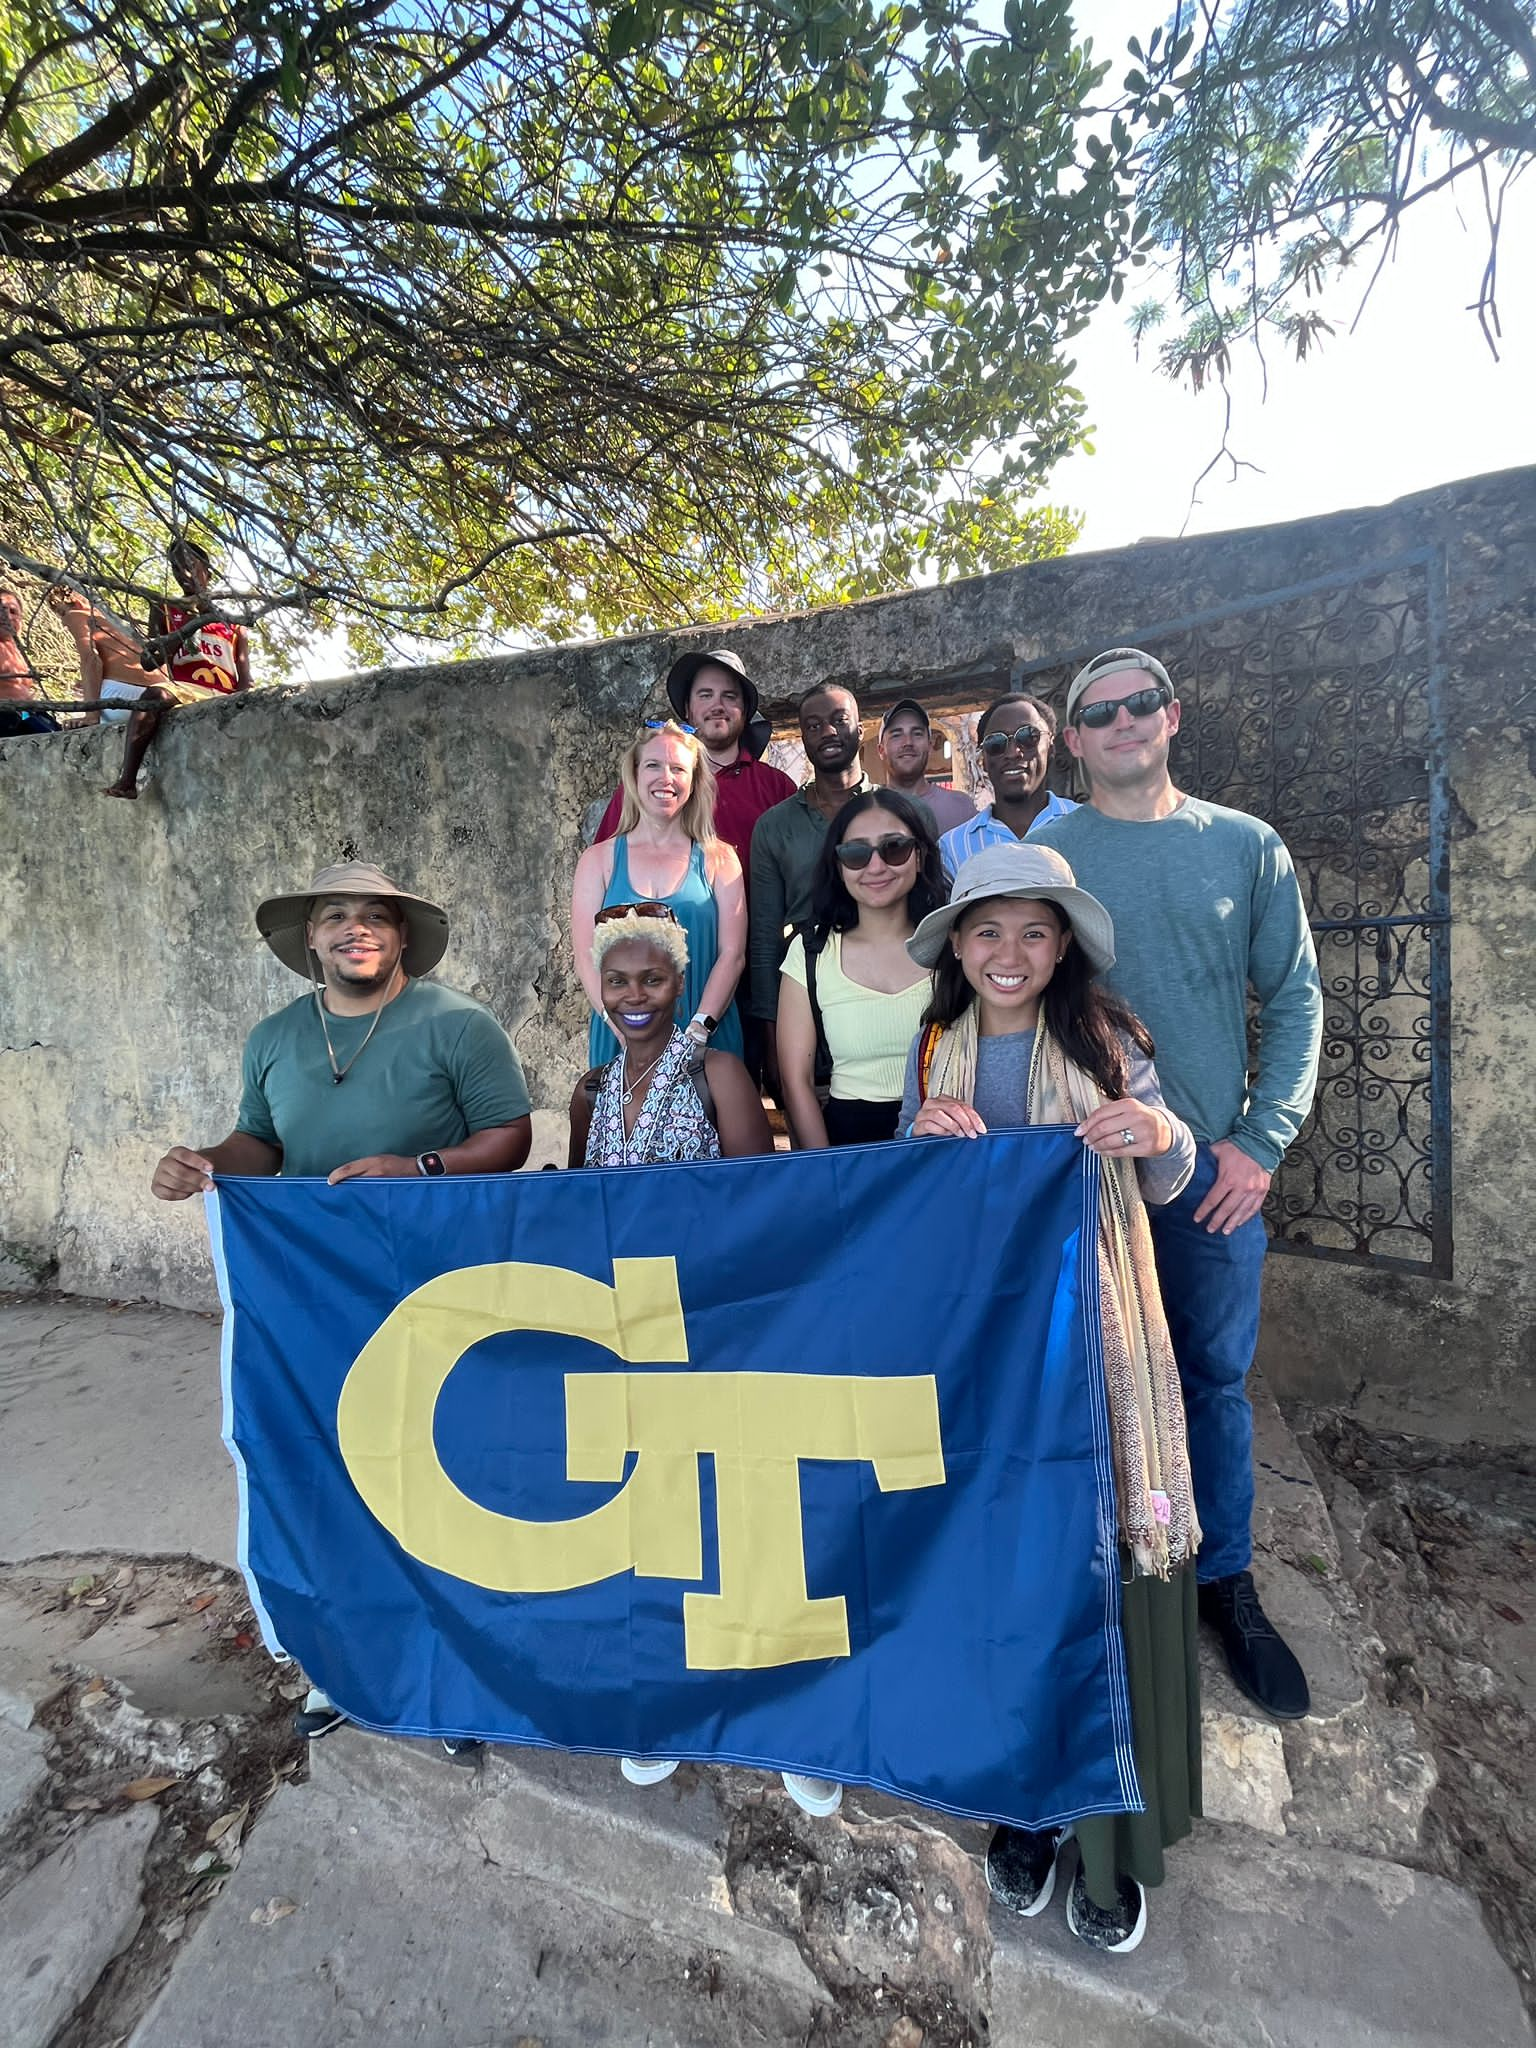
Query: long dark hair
xmin=807 ymin=789 xmax=949 ymax=947
xmin=922 ymin=895 xmax=1153 ymax=1099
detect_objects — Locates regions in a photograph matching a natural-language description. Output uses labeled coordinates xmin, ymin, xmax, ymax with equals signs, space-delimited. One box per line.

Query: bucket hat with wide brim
xmin=665 ymin=647 xmax=773 ymax=760
xmin=906 ymin=842 xmax=1116 ymax=973
xmin=255 ymin=860 xmax=450 ymax=981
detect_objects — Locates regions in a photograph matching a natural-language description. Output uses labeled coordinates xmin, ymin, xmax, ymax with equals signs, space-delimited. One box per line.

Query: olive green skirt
xmin=1075 ymin=1560 xmax=1201 ymax=1909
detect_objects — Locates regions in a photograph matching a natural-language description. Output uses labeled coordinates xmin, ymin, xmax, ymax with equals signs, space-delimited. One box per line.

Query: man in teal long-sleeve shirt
xmin=1034 ymin=647 xmax=1322 ymax=1723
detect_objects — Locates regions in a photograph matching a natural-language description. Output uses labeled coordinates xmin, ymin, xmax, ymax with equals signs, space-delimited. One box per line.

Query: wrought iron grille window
xmin=1012 ymin=553 xmax=1451 ymax=1276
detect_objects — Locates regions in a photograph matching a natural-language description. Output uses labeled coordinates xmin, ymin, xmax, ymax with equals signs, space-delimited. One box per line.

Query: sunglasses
xmin=594 ymin=901 xmax=682 ymax=926
xmin=835 ymin=833 xmax=919 ymax=871
xmin=979 ymin=724 xmax=1044 ymax=759
xmin=644 ymin=718 xmax=696 ymax=735
xmin=1074 ymin=684 xmax=1171 ymax=729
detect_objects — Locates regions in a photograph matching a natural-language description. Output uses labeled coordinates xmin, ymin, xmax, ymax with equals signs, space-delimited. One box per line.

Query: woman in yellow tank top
xmin=776 ymin=789 xmax=948 ymax=1146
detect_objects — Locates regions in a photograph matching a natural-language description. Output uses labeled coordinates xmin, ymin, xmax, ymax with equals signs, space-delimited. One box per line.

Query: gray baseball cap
xmin=906 ymin=842 xmax=1116 ymax=972
xmin=1064 ymin=647 xmax=1174 ymax=725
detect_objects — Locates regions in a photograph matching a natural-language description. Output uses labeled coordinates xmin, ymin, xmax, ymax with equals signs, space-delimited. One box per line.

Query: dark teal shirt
xmin=236 ymin=978 xmax=530 ymax=1176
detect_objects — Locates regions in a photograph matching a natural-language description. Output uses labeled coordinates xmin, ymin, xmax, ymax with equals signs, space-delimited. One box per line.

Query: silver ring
xmin=1120 ymin=1128 xmax=1136 ymax=1146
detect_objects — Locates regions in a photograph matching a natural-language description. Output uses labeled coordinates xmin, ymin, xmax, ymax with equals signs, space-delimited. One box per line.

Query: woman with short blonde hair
xmin=572 ymin=720 xmax=747 ymax=1066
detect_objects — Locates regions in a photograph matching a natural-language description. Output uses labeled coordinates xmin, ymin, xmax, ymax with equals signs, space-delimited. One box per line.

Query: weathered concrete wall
xmin=2 ymin=467 xmax=1533 ymax=1438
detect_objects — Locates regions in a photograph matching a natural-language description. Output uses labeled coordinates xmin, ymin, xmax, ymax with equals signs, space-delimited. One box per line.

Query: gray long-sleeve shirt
xmin=1031 ymin=796 xmax=1322 ymax=1172
xmin=897 ymin=1026 xmax=1196 ymax=1206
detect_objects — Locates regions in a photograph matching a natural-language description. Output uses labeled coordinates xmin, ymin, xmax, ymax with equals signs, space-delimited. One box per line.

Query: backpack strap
xmin=917 ymin=1020 xmax=944 ymax=1102
xmin=793 ymin=922 xmax=833 ymax=1082
xmin=685 ymin=1046 xmax=717 ymax=1130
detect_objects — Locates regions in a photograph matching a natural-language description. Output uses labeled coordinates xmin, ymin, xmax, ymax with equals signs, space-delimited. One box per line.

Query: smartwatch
xmin=416 ymin=1151 xmax=447 ymax=1178
xmin=687 ymin=1013 xmax=718 ymax=1041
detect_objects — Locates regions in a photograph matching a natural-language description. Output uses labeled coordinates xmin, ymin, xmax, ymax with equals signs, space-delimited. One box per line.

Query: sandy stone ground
xmin=1 ymin=1292 xmax=1530 ymax=2048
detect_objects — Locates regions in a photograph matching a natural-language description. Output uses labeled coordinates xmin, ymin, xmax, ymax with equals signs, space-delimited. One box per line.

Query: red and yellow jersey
xmin=162 ymin=600 xmax=242 ymax=694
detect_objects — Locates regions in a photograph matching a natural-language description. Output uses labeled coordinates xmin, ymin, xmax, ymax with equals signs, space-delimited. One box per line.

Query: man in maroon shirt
xmin=591 ymin=648 xmax=795 ymax=879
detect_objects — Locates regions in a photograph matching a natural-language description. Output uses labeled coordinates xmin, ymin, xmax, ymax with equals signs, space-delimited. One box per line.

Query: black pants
xmin=822 ymin=1097 xmax=901 ymax=1146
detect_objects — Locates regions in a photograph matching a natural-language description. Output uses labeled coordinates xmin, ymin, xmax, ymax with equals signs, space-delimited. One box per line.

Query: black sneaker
xmin=442 ymin=1738 xmax=486 ymax=1766
xmin=293 ymin=1702 xmax=347 ymax=1741
xmin=1065 ymin=1863 xmax=1147 ymax=1954
xmin=1198 ymin=1570 xmax=1311 ymax=1720
xmin=984 ymin=1824 xmax=1066 ymax=1917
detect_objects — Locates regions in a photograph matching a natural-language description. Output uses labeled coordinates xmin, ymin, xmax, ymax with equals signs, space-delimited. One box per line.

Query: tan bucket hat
xmin=255 ymin=861 xmax=450 ymax=981
xmin=906 ymin=842 xmax=1116 ymax=972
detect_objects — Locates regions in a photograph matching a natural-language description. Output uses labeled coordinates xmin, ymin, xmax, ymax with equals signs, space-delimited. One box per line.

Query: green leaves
xmin=0 ymin=0 xmax=1148 ymax=645
xmin=1130 ymin=0 xmax=1534 ymax=380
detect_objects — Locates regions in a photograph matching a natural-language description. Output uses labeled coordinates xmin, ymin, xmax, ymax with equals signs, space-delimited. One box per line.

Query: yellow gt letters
xmin=335 ymin=1258 xmax=945 ymax=1669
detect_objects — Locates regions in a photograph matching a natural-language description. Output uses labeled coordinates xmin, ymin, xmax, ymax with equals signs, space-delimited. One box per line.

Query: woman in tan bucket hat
xmin=899 ymin=842 xmax=1202 ymax=1957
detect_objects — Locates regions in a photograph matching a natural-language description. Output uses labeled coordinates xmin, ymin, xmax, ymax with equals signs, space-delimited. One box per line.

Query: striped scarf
xmin=923 ymin=1005 xmax=1199 ymax=1576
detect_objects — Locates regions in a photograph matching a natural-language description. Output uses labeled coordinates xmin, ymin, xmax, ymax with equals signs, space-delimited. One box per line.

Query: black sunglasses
xmin=835 ymin=833 xmax=919 ymax=871
xmin=1074 ymin=684 xmax=1171 ymax=729
xmin=979 ymin=723 xmax=1044 ymax=759
xmin=594 ymin=901 xmax=681 ymax=926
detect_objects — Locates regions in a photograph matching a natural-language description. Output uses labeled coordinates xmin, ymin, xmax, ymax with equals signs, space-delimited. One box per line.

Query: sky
xmin=1053 ymin=0 xmax=1536 ymax=551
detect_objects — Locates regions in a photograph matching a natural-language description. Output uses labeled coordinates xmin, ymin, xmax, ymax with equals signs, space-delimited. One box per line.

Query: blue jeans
xmin=1147 ymin=1145 xmax=1267 ymax=1583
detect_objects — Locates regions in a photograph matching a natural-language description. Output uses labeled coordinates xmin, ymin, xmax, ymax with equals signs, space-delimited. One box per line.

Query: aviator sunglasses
xmin=835 ymin=832 xmax=919 ymax=871
xmin=594 ymin=901 xmax=682 ymax=926
xmin=979 ymin=723 xmax=1044 ymax=759
xmin=1074 ymin=684 xmax=1171 ymax=729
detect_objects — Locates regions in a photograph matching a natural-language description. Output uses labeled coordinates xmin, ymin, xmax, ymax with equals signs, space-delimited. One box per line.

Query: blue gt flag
xmin=208 ymin=1130 xmax=1140 ymax=1829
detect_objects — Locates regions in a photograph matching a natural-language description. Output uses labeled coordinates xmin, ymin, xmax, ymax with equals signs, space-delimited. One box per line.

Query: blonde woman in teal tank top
xmin=571 ymin=722 xmax=746 ymax=1068
xmin=776 ymin=789 xmax=949 ymax=1146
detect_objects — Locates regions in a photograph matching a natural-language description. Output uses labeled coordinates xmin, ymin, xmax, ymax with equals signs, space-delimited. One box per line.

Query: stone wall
xmin=2 ymin=466 xmax=1532 ymax=1437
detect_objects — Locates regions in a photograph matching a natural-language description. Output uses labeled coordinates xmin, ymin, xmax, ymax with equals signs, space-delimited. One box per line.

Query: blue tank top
xmin=587 ymin=836 xmax=744 ymax=1066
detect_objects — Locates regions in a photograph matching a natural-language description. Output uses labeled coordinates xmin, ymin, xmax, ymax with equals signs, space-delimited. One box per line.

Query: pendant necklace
xmin=620 ymin=1044 xmax=667 ymax=1107
xmin=619 ymin=1042 xmax=679 ymax=1165
xmin=315 ymin=969 xmax=405 ymax=1085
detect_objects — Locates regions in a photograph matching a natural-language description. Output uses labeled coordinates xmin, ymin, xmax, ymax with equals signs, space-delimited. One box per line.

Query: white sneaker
xmin=1065 ymin=1864 xmax=1148 ymax=1954
xmin=621 ymin=1757 xmax=679 ymax=1786
xmin=781 ymin=1772 xmax=842 ymax=1817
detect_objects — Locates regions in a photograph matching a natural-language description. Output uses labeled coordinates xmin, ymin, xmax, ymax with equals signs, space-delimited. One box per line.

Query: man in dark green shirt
xmin=747 ymin=684 xmax=874 ymax=1089
xmin=151 ymin=859 xmax=532 ymax=1750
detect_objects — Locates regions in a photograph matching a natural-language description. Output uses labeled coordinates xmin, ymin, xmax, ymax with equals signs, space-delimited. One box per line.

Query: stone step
xmin=0 ymin=1804 xmax=159 ymax=2048
xmin=1197 ymin=1383 xmax=1437 ymax=1860
xmin=0 ymin=1715 xmax=51 ymax=1832
xmin=989 ymin=1821 xmax=1533 ymax=2048
xmin=130 ymin=1729 xmax=831 ymax=2048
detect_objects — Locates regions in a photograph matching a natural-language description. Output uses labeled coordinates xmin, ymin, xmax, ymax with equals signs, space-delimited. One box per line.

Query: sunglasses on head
xmin=1074 ymin=684 xmax=1171 ymax=729
xmin=643 ymin=718 xmax=696 ymax=735
xmin=594 ymin=901 xmax=682 ymax=926
xmin=979 ymin=723 xmax=1044 ymax=759
xmin=835 ymin=833 xmax=919 ymax=871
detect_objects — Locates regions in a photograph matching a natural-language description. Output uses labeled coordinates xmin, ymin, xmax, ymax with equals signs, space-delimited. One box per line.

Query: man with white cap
xmin=1035 ymin=648 xmax=1322 ymax=1721
xmin=150 ymin=859 xmax=533 ymax=1751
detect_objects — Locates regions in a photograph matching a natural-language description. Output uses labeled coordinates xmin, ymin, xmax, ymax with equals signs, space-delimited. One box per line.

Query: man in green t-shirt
xmin=1034 ymin=649 xmax=1322 ymax=1726
xmin=151 ymin=858 xmax=533 ymax=1751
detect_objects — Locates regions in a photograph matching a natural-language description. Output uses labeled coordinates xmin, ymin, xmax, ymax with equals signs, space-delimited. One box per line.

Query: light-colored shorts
xmin=99 ymin=677 xmax=148 ymax=726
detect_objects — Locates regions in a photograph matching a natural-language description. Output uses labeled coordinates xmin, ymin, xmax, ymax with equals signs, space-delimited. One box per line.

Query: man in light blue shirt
xmin=938 ymin=692 xmax=1077 ymax=877
xmin=1035 ymin=647 xmax=1322 ymax=1724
